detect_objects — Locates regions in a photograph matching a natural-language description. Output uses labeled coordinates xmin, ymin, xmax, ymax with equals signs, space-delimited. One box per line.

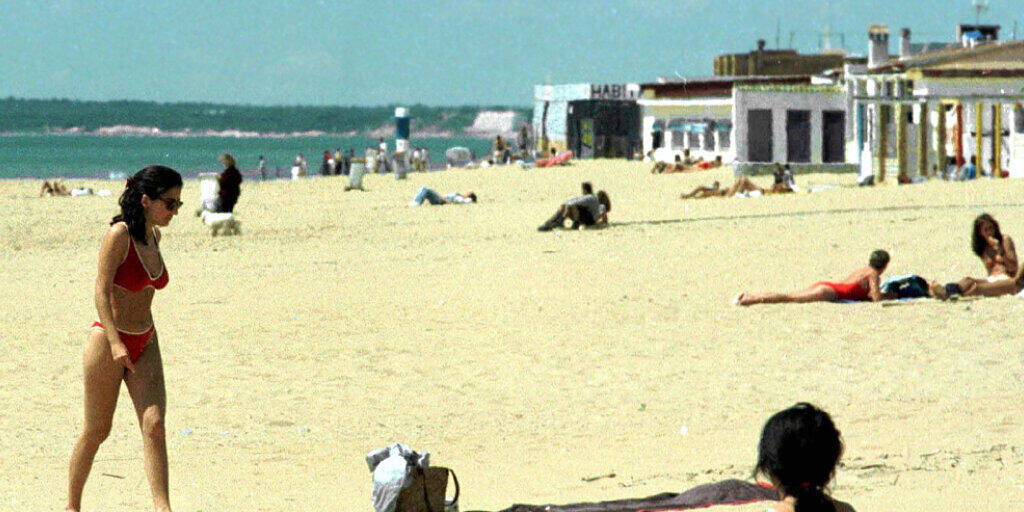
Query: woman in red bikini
xmin=66 ymin=165 xmax=182 ymax=512
xmin=735 ymin=250 xmax=889 ymax=306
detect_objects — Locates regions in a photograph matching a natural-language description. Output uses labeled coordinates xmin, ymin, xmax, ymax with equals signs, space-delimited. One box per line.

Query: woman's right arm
xmin=95 ymin=224 xmax=134 ymax=372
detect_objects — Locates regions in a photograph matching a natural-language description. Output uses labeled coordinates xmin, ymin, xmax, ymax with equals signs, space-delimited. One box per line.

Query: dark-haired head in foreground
xmin=755 ymin=403 xmax=852 ymax=512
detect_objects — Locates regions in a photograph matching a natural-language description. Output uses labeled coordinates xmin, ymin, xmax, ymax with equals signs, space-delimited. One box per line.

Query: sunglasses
xmin=159 ymin=197 xmax=184 ymax=211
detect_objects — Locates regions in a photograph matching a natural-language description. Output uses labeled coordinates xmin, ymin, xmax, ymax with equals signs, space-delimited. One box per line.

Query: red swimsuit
xmin=92 ymin=234 xmax=168 ymax=362
xmin=815 ymin=280 xmax=869 ymax=301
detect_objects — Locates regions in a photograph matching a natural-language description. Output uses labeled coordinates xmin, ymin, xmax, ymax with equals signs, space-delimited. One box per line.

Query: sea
xmin=0 ymin=134 xmax=495 ymax=180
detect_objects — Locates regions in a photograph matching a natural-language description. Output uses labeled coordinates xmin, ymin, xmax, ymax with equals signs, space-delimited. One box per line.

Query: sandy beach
xmin=3 ymin=161 xmax=1023 ymax=511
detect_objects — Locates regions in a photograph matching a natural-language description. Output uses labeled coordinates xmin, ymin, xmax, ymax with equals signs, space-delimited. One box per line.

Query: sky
xmin=2 ymin=0 xmax=1021 ymax=107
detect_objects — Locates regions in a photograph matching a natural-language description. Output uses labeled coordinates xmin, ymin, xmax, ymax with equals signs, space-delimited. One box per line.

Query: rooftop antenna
xmin=972 ymin=0 xmax=989 ymax=27
xmin=822 ymin=25 xmax=832 ymax=50
xmin=789 ymin=30 xmax=796 ymax=49
xmin=775 ymin=18 xmax=781 ymax=48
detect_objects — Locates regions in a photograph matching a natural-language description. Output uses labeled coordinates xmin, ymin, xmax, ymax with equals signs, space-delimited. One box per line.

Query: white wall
xmin=733 ymin=88 xmax=847 ymax=164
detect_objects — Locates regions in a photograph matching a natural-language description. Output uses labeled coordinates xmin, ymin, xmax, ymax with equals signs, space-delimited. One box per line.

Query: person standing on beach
xmin=66 ymin=165 xmax=183 ymax=512
xmin=216 ymin=153 xmax=242 ymax=213
xmin=322 ymin=150 xmax=334 ymax=176
xmin=257 ymin=155 xmax=267 ymax=181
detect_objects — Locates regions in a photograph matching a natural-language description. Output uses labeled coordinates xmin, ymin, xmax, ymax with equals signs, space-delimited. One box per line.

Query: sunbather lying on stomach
xmin=735 ymin=250 xmax=889 ymax=306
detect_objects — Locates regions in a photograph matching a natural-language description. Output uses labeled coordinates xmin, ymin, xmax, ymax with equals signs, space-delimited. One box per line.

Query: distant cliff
xmin=0 ymin=98 xmax=531 ymax=138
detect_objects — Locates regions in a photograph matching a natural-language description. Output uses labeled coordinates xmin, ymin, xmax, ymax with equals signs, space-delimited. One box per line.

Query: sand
xmin=2 ymin=161 xmax=1023 ymax=511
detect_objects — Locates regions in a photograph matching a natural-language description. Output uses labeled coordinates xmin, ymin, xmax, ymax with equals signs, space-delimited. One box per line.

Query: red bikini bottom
xmin=91 ymin=321 xmax=154 ymax=362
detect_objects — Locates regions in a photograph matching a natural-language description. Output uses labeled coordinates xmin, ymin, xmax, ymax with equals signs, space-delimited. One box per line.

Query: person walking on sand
xmin=216 ymin=153 xmax=242 ymax=213
xmin=66 ymin=165 xmax=183 ymax=512
xmin=735 ymin=250 xmax=889 ymax=306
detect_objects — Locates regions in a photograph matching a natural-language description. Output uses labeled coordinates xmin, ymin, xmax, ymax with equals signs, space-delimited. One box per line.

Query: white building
xmin=847 ymin=25 xmax=1024 ymax=180
xmin=731 ymin=84 xmax=853 ymax=174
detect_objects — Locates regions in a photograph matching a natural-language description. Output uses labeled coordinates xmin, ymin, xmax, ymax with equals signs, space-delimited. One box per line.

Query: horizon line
xmin=0 ymin=95 xmax=534 ymax=110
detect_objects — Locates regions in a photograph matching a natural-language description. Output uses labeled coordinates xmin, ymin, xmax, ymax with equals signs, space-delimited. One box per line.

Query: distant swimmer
xmin=66 ymin=165 xmax=183 ymax=512
xmin=734 ymin=250 xmax=889 ymax=306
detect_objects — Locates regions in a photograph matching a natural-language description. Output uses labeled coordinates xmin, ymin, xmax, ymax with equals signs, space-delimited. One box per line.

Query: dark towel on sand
xmin=489 ymin=479 xmax=777 ymax=512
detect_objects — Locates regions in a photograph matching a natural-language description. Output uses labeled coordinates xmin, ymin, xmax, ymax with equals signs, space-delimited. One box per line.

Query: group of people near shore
xmin=735 ymin=213 xmax=1021 ymax=306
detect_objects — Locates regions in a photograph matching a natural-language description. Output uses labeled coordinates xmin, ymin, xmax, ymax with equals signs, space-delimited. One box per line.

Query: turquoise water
xmin=0 ymin=134 xmax=494 ymax=179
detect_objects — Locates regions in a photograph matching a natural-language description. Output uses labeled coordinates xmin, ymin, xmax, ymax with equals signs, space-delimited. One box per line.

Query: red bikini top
xmin=113 ymin=234 xmax=168 ymax=291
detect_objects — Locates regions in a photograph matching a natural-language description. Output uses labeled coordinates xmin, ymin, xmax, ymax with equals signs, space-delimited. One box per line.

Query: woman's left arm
xmin=1004 ymin=236 xmax=1018 ymax=276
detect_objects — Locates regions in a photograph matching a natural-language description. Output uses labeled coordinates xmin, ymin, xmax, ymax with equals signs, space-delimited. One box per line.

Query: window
xmin=822 ymin=111 xmax=846 ymax=163
xmin=786 ymin=110 xmax=811 ymax=163
xmin=747 ymin=109 xmax=773 ymax=162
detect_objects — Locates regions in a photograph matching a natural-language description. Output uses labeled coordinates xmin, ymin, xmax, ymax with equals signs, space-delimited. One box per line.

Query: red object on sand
xmin=536 ymin=151 xmax=573 ymax=168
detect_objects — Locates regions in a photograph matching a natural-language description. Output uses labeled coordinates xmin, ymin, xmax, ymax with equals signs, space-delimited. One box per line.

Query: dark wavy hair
xmin=111 ymin=165 xmax=183 ymax=245
xmin=754 ymin=403 xmax=843 ymax=512
xmin=971 ymin=213 xmax=1002 ymax=257
xmin=597 ymin=190 xmax=611 ymax=213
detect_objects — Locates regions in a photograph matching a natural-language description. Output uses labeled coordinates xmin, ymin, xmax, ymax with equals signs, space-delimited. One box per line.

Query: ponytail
xmin=785 ymin=483 xmax=835 ymax=512
xmin=111 ymin=165 xmax=183 ymax=245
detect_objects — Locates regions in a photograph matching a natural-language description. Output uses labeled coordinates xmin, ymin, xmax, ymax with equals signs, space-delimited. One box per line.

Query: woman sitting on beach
xmin=756 ymin=403 xmax=856 ymax=512
xmin=409 ymin=185 xmax=477 ymax=206
xmin=969 ymin=213 xmax=1017 ymax=279
xmin=67 ymin=165 xmax=183 ymax=512
xmin=538 ymin=183 xmax=610 ymax=231
xmin=735 ymin=250 xmax=889 ymax=306
xmin=935 ymin=214 xmax=1019 ymax=298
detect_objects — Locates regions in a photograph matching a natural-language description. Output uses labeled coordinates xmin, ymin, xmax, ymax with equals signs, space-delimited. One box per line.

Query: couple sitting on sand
xmin=682 ymin=164 xmax=795 ymax=200
xmin=736 ymin=213 xmax=1022 ymax=306
xmin=40 ymin=179 xmax=71 ymax=196
xmin=537 ymin=182 xmax=610 ymax=231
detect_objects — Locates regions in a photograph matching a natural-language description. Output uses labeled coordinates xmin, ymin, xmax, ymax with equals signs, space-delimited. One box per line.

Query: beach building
xmin=638 ymin=75 xmax=814 ymax=166
xmin=845 ymin=24 xmax=1024 ymax=180
xmin=730 ymin=83 xmax=852 ymax=174
xmin=532 ymin=84 xmax=641 ymax=159
xmin=714 ymin=39 xmax=846 ymax=77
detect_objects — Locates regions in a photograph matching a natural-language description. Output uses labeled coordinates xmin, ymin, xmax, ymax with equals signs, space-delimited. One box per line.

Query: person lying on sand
xmin=735 ymin=250 xmax=889 ymax=306
xmin=682 ymin=176 xmax=792 ymax=200
xmin=756 ymin=403 xmax=856 ymax=512
xmin=409 ymin=185 xmax=476 ymax=206
xmin=932 ymin=265 xmax=1024 ymax=299
xmin=538 ymin=184 xmax=610 ymax=231
xmin=40 ymin=179 xmax=70 ymax=197
xmin=680 ymin=181 xmax=723 ymax=199
xmin=651 ymin=154 xmax=684 ymax=174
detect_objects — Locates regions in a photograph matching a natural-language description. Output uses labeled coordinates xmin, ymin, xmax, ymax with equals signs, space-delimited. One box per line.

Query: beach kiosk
xmin=533 ymin=83 xmax=642 ymax=159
